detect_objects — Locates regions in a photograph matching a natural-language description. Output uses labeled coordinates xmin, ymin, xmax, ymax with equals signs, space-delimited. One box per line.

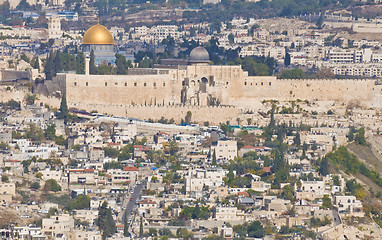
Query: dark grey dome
xmin=190 ymin=47 xmax=210 ymax=61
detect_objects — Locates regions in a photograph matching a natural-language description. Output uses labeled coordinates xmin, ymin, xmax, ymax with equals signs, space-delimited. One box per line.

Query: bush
xmin=67 ymin=194 xmax=90 ymax=210
xmin=43 ymin=179 xmax=62 ymax=192
xmin=1 ymin=175 xmax=9 ymax=183
xmin=30 ymin=181 xmax=40 ymax=190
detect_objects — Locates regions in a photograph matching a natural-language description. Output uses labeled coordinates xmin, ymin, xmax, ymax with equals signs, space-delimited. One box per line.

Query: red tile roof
xmin=237 ymin=192 xmax=250 ymax=197
xmin=262 ymin=167 xmax=271 ymax=172
xmin=123 ymin=166 xmax=139 ymax=171
xmin=7 ymin=159 xmax=20 ymax=162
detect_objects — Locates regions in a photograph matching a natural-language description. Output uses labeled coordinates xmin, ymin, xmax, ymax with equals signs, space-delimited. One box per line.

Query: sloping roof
xmin=237 ymin=192 xmax=250 ymax=197
xmin=262 ymin=167 xmax=271 ymax=172
xmin=123 ymin=166 xmax=139 ymax=171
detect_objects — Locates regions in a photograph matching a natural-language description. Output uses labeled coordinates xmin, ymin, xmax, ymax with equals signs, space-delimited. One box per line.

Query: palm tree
xmin=236 ymin=118 xmax=241 ymax=126
xmin=164 ymin=141 xmax=179 ymax=156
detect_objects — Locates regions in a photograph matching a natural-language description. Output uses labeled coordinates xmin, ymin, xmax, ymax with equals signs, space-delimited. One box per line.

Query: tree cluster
xmin=44 ymin=50 xmax=85 ymax=80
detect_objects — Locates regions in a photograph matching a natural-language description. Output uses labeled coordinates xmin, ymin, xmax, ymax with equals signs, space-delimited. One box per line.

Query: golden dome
xmin=83 ymin=24 xmax=114 ymax=45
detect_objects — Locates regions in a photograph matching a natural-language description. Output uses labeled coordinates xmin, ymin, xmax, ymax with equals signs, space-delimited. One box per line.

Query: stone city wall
xmin=0 ymin=86 xmax=28 ymax=103
xmin=68 ymin=102 xmax=240 ymax=124
xmin=64 ymin=73 xmax=178 ymax=106
xmin=241 ymin=77 xmax=381 ymax=108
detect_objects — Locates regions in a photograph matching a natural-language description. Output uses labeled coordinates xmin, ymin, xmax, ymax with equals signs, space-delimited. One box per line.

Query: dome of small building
xmin=83 ymin=23 xmax=114 ymax=45
xmin=189 ymin=47 xmax=210 ymax=62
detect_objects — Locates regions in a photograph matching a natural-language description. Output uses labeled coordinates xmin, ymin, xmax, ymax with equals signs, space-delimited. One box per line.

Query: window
xmin=269 ymin=82 xmax=271 ymax=86
xmin=86 ymin=82 xmax=88 ymax=86
xmin=115 ymin=82 xmax=118 ymax=85
xmin=74 ymin=82 xmax=77 ymax=86
xmin=261 ymin=82 xmax=263 ymax=85
xmin=163 ymin=83 xmax=165 ymax=86
xmin=144 ymin=83 xmax=146 ymax=87
xmin=153 ymin=83 xmax=156 ymax=87
xmin=105 ymin=82 xmax=107 ymax=86
xmin=125 ymin=82 xmax=127 ymax=86
xmin=244 ymin=82 xmax=247 ymax=86
xmin=134 ymin=82 xmax=137 ymax=86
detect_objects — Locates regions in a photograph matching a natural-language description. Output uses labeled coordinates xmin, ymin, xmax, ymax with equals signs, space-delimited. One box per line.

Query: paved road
xmin=125 ymin=181 xmax=144 ymax=220
xmin=332 ymin=209 xmax=341 ymax=226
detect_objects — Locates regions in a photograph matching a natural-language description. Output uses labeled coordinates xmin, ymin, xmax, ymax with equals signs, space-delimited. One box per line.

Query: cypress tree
xmin=33 ymin=57 xmax=40 ymax=70
xmin=98 ymin=202 xmax=116 ymax=239
xmin=139 ymin=217 xmax=143 ymax=237
xmin=115 ymin=53 xmax=128 ymax=75
xmin=54 ymin=50 xmax=63 ymax=76
xmin=76 ymin=52 xmax=85 ymax=74
xmin=212 ymin=149 xmax=217 ymax=166
xmin=90 ymin=50 xmax=96 ymax=74
xmin=57 ymin=94 xmax=69 ymax=122
xmin=44 ymin=52 xmax=54 ymax=80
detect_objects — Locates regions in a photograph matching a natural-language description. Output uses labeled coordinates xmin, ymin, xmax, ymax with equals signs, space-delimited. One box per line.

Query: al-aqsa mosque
xmin=82 ymin=23 xmax=116 ymax=66
xmin=37 ymin=24 xmax=381 ymax=124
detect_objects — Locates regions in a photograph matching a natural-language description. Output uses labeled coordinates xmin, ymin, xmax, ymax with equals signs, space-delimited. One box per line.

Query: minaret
xmin=85 ymin=57 xmax=90 ymax=75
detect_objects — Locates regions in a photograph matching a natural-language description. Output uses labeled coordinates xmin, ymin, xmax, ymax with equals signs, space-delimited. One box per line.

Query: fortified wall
xmin=69 ymin=103 xmax=240 ymax=125
xmin=36 ymin=63 xmax=382 ymax=124
xmin=240 ymin=77 xmax=382 ymax=108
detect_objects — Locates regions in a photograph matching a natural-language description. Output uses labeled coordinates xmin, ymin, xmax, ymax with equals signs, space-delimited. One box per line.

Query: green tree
xmin=1 ymin=175 xmax=9 ymax=182
xmin=355 ymin=127 xmax=366 ymax=145
xmin=97 ymin=202 xmax=116 ymax=239
xmin=54 ymin=50 xmax=63 ymax=75
xmin=44 ymin=52 xmax=54 ymax=80
xmin=43 ymin=179 xmax=62 ymax=192
xmin=76 ymin=52 xmax=85 ymax=74
xmin=228 ymin=33 xmax=235 ymax=44
xmin=212 ymin=149 xmax=217 ymax=166
xmin=45 ymin=124 xmax=56 ymax=140
xmin=89 ymin=50 xmax=97 ymax=74
xmin=185 ymin=111 xmax=192 ymax=124
xmin=164 ymin=141 xmax=179 ymax=156
xmin=348 ymin=130 xmax=354 ymax=142
xmin=33 ymin=57 xmax=40 ymax=70
xmin=30 ymin=181 xmax=40 ymax=190
xmin=319 ymin=157 xmax=329 ymax=176
xmin=16 ymin=0 xmax=30 ymax=10
xmin=103 ymin=146 xmax=120 ymax=158
xmin=192 ymin=204 xmax=200 ymax=219
xmin=115 ymin=53 xmax=128 ymax=75
xmin=57 ymin=94 xmax=69 ymax=122
xmin=293 ymin=132 xmax=301 ymax=146
xmin=284 ymin=51 xmax=291 ymax=66
xmin=321 ymin=195 xmax=332 ymax=209
xmin=280 ymin=68 xmax=305 ymax=79
xmin=227 ymin=166 xmax=234 ymax=183
xmin=247 ymin=220 xmax=265 ymax=238
xmin=67 ymin=194 xmax=90 ymax=210
xmin=25 ymin=123 xmax=44 ymax=142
